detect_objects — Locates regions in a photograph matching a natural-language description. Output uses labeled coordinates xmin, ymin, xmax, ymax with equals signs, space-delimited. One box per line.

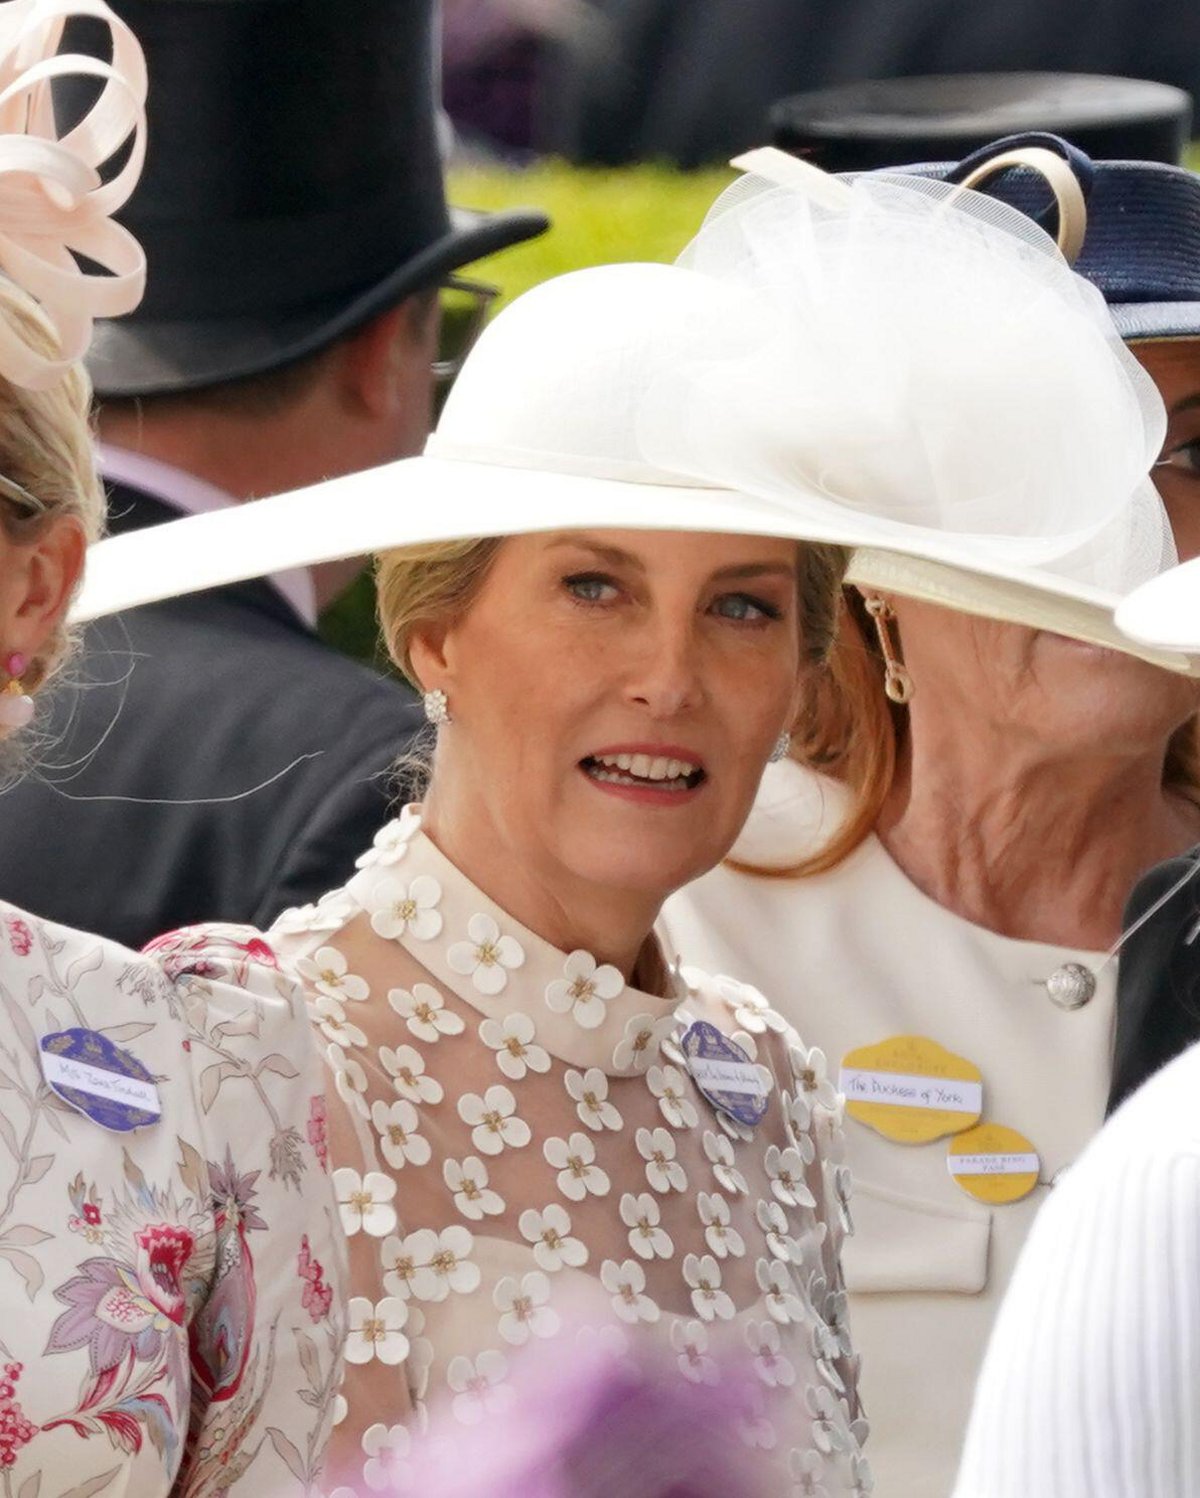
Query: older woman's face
xmin=422 ymin=529 xmax=803 ymax=901
xmin=883 ymin=338 xmax=1200 ymax=756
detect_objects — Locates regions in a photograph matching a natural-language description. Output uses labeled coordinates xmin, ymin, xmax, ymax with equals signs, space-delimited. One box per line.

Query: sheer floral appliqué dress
xmin=271 ymin=808 xmax=870 ymax=1494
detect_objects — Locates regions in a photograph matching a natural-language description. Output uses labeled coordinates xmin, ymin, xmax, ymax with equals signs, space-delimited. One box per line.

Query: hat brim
xmin=70 ymin=450 xmax=1200 ymax=678
xmin=849 ymin=547 xmax=1200 ymax=675
xmin=1115 ymin=555 xmax=1200 ymax=651
xmin=1111 ymin=302 xmax=1200 ymax=341
xmin=87 ymin=207 xmax=549 ymax=398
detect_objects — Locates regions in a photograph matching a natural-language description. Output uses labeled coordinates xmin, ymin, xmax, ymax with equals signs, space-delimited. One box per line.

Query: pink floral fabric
xmin=0 ymin=902 xmax=345 ymax=1495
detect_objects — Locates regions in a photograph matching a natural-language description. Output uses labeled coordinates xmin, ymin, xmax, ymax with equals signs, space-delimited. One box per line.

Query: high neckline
xmin=345 ymin=807 xmax=691 ymax=1075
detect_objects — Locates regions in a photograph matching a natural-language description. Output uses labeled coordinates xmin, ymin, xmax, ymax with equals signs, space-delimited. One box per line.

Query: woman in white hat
xmin=0 ymin=6 xmax=344 ymax=1492
xmin=83 ymin=149 xmax=1182 ymax=1493
xmin=660 ymin=136 xmax=1200 ymax=1495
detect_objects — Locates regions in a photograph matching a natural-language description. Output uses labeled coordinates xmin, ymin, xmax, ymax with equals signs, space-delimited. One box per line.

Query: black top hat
xmin=58 ymin=0 xmax=548 ymax=397
xmin=771 ymin=73 xmax=1192 ymax=173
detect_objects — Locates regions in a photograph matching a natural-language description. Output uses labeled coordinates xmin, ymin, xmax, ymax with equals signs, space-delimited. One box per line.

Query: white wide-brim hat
xmin=1115 ymin=557 xmax=1200 ymax=652
xmin=74 ymin=152 xmax=1200 ymax=678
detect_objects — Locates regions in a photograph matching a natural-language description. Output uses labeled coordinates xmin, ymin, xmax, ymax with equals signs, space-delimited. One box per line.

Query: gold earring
xmin=863 ymin=596 xmax=914 ymax=705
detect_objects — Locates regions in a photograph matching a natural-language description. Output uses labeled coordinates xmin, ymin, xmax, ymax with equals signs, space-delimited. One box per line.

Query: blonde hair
xmin=0 ymin=285 xmax=104 ymax=692
xmin=729 ymin=586 xmax=1200 ymax=881
xmin=377 ymin=531 xmax=851 ymax=691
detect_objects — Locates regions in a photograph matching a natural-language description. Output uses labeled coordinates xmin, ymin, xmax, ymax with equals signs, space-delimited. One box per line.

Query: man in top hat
xmin=0 ymin=0 xmax=546 ymax=949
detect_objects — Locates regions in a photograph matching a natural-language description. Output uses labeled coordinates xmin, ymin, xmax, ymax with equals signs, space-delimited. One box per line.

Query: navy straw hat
xmin=56 ymin=0 xmax=549 ymax=397
xmin=892 ymin=131 xmax=1200 ymax=341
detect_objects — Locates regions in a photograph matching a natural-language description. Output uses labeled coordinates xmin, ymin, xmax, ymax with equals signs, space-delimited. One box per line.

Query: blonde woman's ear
xmin=2 ymin=513 xmax=86 ymax=670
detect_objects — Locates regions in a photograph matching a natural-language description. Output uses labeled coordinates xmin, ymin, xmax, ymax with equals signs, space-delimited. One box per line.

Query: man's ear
xmin=339 ymin=293 xmax=439 ymax=422
xmin=338 ymin=303 xmax=415 ymax=420
xmin=0 ymin=515 xmax=86 ymax=669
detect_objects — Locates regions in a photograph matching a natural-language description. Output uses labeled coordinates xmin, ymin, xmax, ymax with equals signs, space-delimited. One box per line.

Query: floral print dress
xmin=259 ymin=808 xmax=870 ymax=1494
xmin=0 ymin=903 xmax=344 ymax=1496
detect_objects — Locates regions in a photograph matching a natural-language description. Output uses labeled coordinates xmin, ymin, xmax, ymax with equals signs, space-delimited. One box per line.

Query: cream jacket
xmin=661 ymin=761 xmax=1117 ymax=1498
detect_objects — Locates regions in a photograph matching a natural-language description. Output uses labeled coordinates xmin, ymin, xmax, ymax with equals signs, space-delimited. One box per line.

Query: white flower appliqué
xmin=600 ymin=1257 xmax=660 ymax=1324
xmin=447 ymin=1350 xmax=514 ymax=1425
xmin=671 ymin=1319 xmax=718 ymax=1385
xmin=564 ymin=1067 xmax=623 ymax=1131
xmin=479 ymin=1012 xmax=551 ymax=1081
xmin=545 ymin=949 xmax=624 ymax=1030
xmin=446 ymin=913 xmax=525 ymax=995
xmin=334 ymin=1168 xmax=398 ymax=1238
xmin=683 ymin=1252 xmax=735 ymax=1322
xmin=381 ymin=1042 xmax=444 ymax=1105
xmin=494 ymin=1271 xmax=560 ymax=1345
xmin=296 ymin=944 xmax=369 ymax=1003
xmin=543 ymin=1132 xmax=611 ymax=1201
xmin=518 ymin=1204 xmax=588 ymax=1271
xmin=458 ymin=1085 xmax=532 ymax=1156
xmin=619 ymin=1191 xmax=674 ymax=1261
xmin=646 ymin=1063 xmax=699 ymax=1130
xmin=368 ymin=874 xmax=443 ymax=943
xmin=636 ymin=1125 xmax=687 ymax=1193
xmin=346 ymin=1295 xmax=409 ymax=1365
xmin=443 ymin=1155 xmax=505 ymax=1220
xmin=371 ymin=1098 xmax=431 ymax=1170
xmin=612 ymin=1010 xmax=677 ymax=1073
xmin=388 ymin=982 xmax=465 ymax=1043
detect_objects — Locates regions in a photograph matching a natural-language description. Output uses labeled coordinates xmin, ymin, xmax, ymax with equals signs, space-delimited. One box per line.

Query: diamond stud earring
xmin=423 ymin=688 xmax=450 ymax=726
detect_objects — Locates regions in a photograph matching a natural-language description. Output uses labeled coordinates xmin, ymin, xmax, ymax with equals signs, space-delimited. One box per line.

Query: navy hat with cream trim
xmin=889 ymin=130 xmax=1200 ymax=341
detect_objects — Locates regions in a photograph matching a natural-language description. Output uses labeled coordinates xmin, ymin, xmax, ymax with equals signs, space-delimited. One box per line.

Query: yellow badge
xmin=947 ymin=1122 xmax=1040 ymax=1204
xmin=839 ymin=1035 xmax=982 ymax=1144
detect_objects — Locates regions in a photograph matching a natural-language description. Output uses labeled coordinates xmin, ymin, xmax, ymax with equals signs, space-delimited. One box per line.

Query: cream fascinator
xmin=75 ymin=146 xmax=1190 ymax=675
xmin=0 ymin=0 xmax=144 ymax=392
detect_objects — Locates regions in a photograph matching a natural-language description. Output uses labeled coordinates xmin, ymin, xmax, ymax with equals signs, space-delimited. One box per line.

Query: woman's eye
xmin=711 ymin=592 xmax=781 ymax=623
xmin=564 ymin=573 xmax=619 ymax=604
xmin=1158 ymin=439 xmax=1200 ymax=477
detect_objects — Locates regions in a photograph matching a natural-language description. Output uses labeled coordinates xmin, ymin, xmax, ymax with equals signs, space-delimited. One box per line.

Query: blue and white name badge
xmin=681 ymin=1020 xmax=768 ymax=1128
xmin=39 ymin=1028 xmax=162 ymax=1132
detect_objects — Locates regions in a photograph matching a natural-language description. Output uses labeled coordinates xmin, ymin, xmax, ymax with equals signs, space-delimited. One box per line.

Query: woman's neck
xmin=877 ymin=729 xmax=1200 ymax=950
xmin=418 ymin=795 xmax=666 ymax=987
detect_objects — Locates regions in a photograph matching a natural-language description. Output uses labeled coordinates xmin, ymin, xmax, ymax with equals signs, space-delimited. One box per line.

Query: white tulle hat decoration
xmin=638 ymin=150 xmax=1177 ymax=625
xmin=74 ymin=147 xmax=1195 ymax=672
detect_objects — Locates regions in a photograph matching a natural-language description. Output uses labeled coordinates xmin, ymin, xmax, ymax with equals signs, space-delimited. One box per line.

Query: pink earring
xmin=0 ymin=653 xmax=34 ymax=731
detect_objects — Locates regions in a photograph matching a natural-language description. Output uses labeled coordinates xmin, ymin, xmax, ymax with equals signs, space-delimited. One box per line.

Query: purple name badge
xmin=681 ymin=1020 xmax=768 ymax=1128
xmin=39 ymin=1028 xmax=161 ymax=1132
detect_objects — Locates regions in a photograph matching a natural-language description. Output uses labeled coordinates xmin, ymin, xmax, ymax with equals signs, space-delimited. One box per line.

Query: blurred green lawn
xmin=318 ymin=162 xmax=735 ymax=666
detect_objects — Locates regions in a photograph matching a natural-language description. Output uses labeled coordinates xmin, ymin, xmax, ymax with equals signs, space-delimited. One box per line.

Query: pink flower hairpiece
xmin=0 ymin=0 xmax=146 ymax=390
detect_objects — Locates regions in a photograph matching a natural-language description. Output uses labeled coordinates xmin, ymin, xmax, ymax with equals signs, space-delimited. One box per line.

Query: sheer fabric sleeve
xmin=149 ymin=924 xmax=348 ymax=1494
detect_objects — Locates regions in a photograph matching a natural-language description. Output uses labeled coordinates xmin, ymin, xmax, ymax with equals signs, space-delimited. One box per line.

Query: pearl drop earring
xmin=0 ymin=653 xmax=33 ymax=731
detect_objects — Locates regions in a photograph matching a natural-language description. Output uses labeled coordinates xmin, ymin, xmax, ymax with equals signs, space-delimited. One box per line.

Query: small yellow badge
xmin=839 ymin=1035 xmax=982 ymax=1144
xmin=947 ymin=1122 xmax=1040 ymax=1204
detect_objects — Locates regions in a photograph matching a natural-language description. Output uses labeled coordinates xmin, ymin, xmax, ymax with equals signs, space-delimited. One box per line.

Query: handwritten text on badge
xmin=681 ymin=1021 xmax=768 ymax=1128
xmin=40 ymin=1028 xmax=161 ymax=1133
xmin=839 ymin=1035 xmax=982 ymax=1144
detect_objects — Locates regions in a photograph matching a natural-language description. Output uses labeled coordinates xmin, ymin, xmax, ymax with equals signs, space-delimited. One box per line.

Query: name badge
xmin=839 ymin=1035 xmax=982 ymax=1144
xmin=947 ymin=1123 xmax=1040 ymax=1204
xmin=681 ymin=1021 xmax=768 ymax=1128
xmin=40 ymin=1028 xmax=162 ymax=1133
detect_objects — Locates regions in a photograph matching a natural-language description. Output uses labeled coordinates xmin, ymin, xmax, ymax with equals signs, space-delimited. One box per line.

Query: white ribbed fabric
xmin=954 ymin=1042 xmax=1200 ymax=1498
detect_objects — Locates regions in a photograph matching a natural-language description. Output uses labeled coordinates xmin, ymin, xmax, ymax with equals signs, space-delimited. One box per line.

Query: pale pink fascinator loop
xmin=0 ymin=0 xmax=146 ymax=392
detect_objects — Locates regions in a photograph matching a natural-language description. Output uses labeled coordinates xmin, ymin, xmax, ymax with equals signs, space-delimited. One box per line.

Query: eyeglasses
xmin=434 ymin=275 xmax=500 ymax=384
